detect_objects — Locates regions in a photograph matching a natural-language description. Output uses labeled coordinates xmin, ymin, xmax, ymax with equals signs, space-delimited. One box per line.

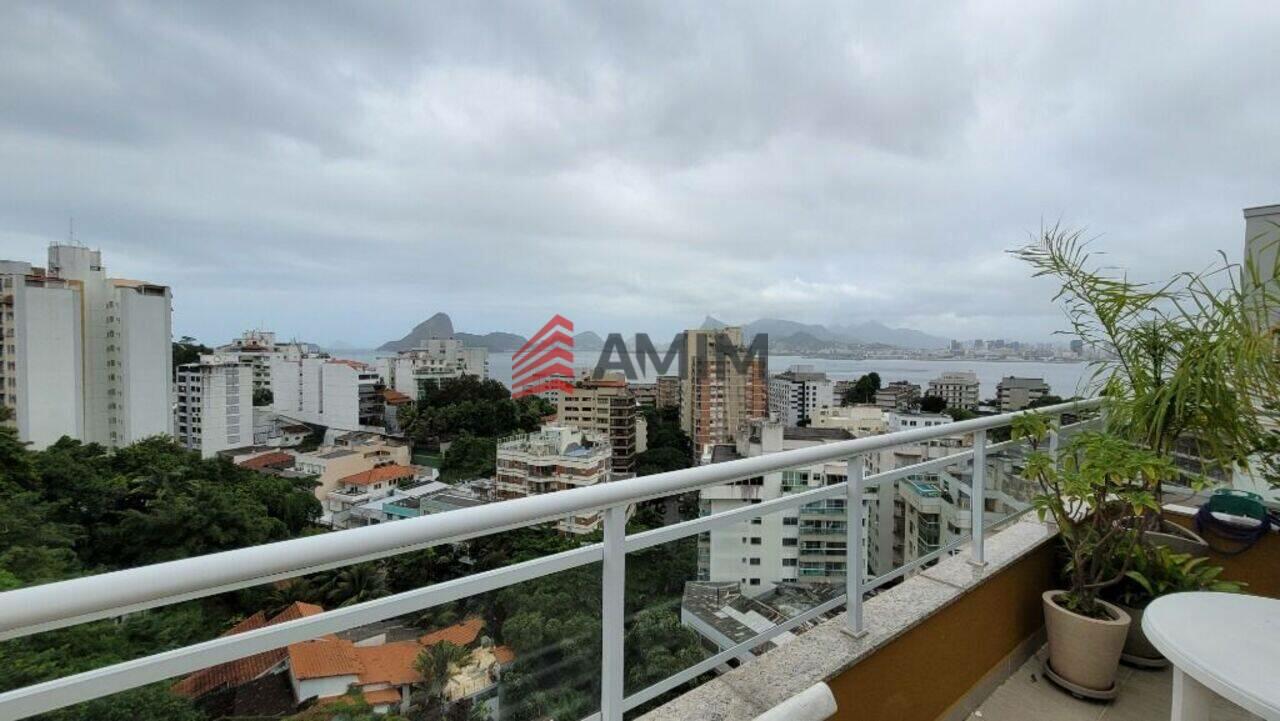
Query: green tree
xmin=843 ymin=372 xmax=881 ymax=404
xmin=252 ymin=387 xmax=273 ymax=406
xmin=171 ymin=336 xmax=210 ymax=373
xmin=323 ymin=563 xmax=390 ymax=607
xmin=919 ymin=395 xmax=947 ymax=413
xmin=440 ymin=434 xmax=498 ymax=482
xmin=944 ymin=407 xmax=978 ymax=421
xmin=414 ymin=640 xmax=473 ymax=701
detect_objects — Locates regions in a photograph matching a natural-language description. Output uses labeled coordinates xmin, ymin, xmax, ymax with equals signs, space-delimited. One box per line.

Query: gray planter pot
xmin=1146 ymin=520 xmax=1209 ymax=557
xmin=1116 ymin=603 xmax=1170 ymax=668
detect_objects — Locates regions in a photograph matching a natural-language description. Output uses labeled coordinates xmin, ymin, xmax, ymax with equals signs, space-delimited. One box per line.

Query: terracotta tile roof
xmin=420 ymin=617 xmax=484 ymax=648
xmin=172 ymin=602 xmax=324 ymax=698
xmin=287 ymin=637 xmax=363 ymax=680
xmin=328 ymin=359 xmax=371 ymax=371
xmin=354 ymin=642 xmax=424 ymax=686
xmin=381 ymin=388 xmax=412 ymax=405
xmin=493 ymin=646 xmax=516 ymax=665
xmin=238 ymin=452 xmax=295 ymax=470
xmin=337 ymin=464 xmax=415 ymax=487
xmin=357 ymin=687 xmax=403 ymax=705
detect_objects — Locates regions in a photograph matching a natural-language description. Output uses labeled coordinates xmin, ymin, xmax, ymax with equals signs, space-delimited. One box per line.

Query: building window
xmin=783 ymin=516 xmax=798 ymax=525
xmin=782 ymin=538 xmax=798 ymax=547
xmin=749 ymin=578 xmax=761 ymax=586
xmin=749 ymin=558 xmax=761 ymax=566
xmin=749 ymin=537 xmax=761 ymax=545
xmin=782 ymin=558 xmax=797 ymax=567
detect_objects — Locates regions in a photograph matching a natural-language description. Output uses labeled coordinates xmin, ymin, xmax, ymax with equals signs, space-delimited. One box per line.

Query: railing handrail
xmin=0 ymin=398 xmax=1098 ymax=640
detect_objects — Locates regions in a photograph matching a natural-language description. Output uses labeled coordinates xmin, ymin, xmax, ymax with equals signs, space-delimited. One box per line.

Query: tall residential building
xmin=0 ymin=244 xmax=172 ymax=450
xmin=557 ymin=376 xmax=638 ymax=474
xmin=212 ymin=330 xmax=314 ymax=394
xmin=996 ymin=376 xmax=1050 ymax=412
xmin=656 ymin=375 xmax=682 ymax=409
xmin=270 ymin=356 xmax=388 ymax=432
xmin=767 ymin=365 xmax=833 ymax=426
xmin=695 ymin=420 xmax=892 ymax=596
xmin=926 ymin=371 xmax=980 ymax=410
xmin=377 ymin=339 xmax=488 ymax=400
xmin=874 ymin=381 xmax=921 ymax=412
xmin=175 ymin=359 xmax=253 ymax=458
xmin=495 ymin=426 xmax=617 ymax=534
xmin=679 ymin=327 xmax=767 ymax=456
xmin=630 ymin=382 xmax=658 ymax=408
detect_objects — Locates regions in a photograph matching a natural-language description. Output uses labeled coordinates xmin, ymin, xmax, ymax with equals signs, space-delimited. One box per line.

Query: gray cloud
xmin=1 ymin=1 xmax=1277 ymax=346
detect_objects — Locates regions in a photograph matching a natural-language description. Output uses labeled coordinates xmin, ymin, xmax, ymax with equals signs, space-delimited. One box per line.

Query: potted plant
xmin=1012 ymin=229 xmax=1280 ymax=549
xmin=1013 ymin=413 xmax=1169 ymax=696
xmin=1108 ymin=544 xmax=1244 ymax=667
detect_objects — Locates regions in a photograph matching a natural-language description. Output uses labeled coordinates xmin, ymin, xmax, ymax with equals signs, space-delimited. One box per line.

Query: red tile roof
xmin=287 ymin=637 xmax=363 ymax=680
xmin=420 ymin=617 xmax=484 ymax=648
xmin=493 ymin=645 xmax=516 ymax=665
xmin=354 ymin=642 xmax=423 ymax=686
xmin=381 ymin=388 xmax=412 ymax=405
xmin=337 ymin=464 xmax=415 ymax=487
xmin=172 ymin=602 xmax=324 ymax=698
xmin=238 ymin=452 xmax=296 ymax=470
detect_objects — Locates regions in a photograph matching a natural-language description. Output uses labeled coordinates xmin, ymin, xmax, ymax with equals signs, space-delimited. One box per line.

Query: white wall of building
xmin=10 ymin=279 xmax=83 ymax=449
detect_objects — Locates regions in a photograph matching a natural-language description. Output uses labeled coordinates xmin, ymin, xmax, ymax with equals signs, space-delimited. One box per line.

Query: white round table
xmin=1142 ymin=592 xmax=1280 ymax=721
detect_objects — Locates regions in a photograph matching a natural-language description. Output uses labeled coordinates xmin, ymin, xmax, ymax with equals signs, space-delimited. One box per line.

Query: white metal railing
xmin=0 ymin=399 xmax=1100 ymax=720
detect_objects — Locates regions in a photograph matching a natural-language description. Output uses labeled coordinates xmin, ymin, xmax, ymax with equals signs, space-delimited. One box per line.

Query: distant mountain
xmin=378 ymin=312 xmax=455 ymax=351
xmin=772 ymin=331 xmax=831 ymax=352
xmin=831 ymin=321 xmax=947 ymax=350
xmin=693 ymin=315 xmax=946 ymax=350
xmin=574 ymin=331 xmax=606 ymax=351
xmin=455 ymin=331 xmax=526 ymax=352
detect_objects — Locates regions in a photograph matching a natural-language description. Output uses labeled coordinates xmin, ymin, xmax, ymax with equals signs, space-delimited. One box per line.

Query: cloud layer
xmin=1 ymin=2 xmax=1277 ymax=345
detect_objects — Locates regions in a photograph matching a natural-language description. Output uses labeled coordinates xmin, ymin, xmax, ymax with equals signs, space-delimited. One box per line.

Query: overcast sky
xmin=1 ymin=2 xmax=1277 ymax=346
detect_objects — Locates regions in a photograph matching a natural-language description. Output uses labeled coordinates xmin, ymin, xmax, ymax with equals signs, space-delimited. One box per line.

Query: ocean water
xmin=328 ymin=349 xmax=1095 ymax=400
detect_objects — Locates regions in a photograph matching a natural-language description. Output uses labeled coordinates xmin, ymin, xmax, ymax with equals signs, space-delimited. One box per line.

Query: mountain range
xmin=378 ymin=312 xmax=947 ymax=353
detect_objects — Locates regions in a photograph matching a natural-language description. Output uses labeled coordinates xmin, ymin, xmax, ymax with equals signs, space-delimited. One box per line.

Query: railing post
xmin=1048 ymin=416 xmax=1060 ymax=461
xmin=601 ymin=504 xmax=626 ymax=721
xmin=969 ymin=430 xmax=987 ymax=567
xmin=844 ymin=454 xmax=868 ymax=638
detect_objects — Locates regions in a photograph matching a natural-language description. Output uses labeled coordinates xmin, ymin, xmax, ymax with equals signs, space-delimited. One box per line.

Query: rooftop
xmin=336 ymin=463 xmax=416 ymax=487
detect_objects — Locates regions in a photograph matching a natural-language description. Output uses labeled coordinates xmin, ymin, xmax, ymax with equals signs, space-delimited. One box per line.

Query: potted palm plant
xmin=1013 ymin=413 xmax=1169 ymax=697
xmin=1108 ymin=544 xmax=1244 ymax=667
xmin=1012 ymin=228 xmax=1280 ymax=549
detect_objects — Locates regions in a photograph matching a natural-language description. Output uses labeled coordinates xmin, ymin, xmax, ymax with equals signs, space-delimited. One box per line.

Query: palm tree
xmin=266 ymin=578 xmax=317 ymax=614
xmin=414 ymin=640 xmax=473 ymax=702
xmin=323 ymin=564 xmax=390 ymax=607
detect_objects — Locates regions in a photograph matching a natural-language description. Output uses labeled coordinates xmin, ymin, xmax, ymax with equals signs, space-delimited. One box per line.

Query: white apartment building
xmin=175 ymin=359 xmax=253 ymax=458
xmin=0 ymin=244 xmax=172 ymax=450
xmin=926 ymin=371 xmax=980 ymax=410
xmin=811 ymin=404 xmax=887 ymax=437
xmin=767 ymin=365 xmax=833 ymax=426
xmin=696 ymin=421 xmax=893 ymax=597
xmin=212 ymin=330 xmax=314 ymax=394
xmin=996 ymin=376 xmax=1050 ymax=412
xmin=378 ymin=339 xmax=488 ymax=400
xmin=495 ymin=426 xmax=618 ymax=534
xmin=270 ymin=356 xmax=388 ymax=433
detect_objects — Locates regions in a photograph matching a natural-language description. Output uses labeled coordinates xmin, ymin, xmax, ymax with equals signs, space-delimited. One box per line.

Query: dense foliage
xmin=172 ymin=336 xmax=212 ymax=372
xmin=0 ymin=418 xmax=322 ymax=720
xmin=842 ymin=372 xmax=881 ymax=405
xmin=397 ymin=376 xmax=554 ymax=455
xmin=635 ymin=405 xmax=694 ymax=476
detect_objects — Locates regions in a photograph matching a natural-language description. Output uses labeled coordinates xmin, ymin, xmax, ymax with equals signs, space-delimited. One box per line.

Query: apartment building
xmin=696 ymin=420 xmax=894 ymax=597
xmin=175 ymin=359 xmax=253 ymax=458
xmin=630 ymin=383 xmax=657 ymax=408
xmin=656 ymin=375 xmax=681 ymax=409
xmin=212 ymin=330 xmax=314 ymax=395
xmin=0 ymin=244 xmax=172 ymax=450
xmin=996 ymin=376 xmax=1051 ymax=412
xmin=495 ymin=426 xmax=618 ymax=534
xmin=874 ymin=380 xmax=921 ymax=412
xmin=270 ymin=356 xmax=388 ymax=432
xmin=325 ymin=463 xmax=437 ymax=528
xmin=378 ymin=338 xmax=488 ymax=400
xmin=679 ymin=327 xmax=767 ymax=456
xmin=811 ymin=404 xmax=887 ymax=437
xmin=767 ymin=365 xmax=833 ymax=426
xmin=926 ymin=371 xmax=980 ymax=410
xmin=557 ymin=376 xmax=638 ymax=474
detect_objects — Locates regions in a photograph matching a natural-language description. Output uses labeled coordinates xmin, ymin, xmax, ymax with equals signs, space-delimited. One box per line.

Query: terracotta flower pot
xmin=1042 ymin=591 xmax=1131 ymax=693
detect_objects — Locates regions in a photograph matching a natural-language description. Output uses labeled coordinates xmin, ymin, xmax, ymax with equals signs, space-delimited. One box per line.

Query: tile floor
xmin=969 ymin=656 xmax=1262 ymax=721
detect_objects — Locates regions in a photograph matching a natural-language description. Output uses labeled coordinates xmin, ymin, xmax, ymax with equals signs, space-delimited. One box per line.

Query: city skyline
xmin=2 ymin=4 xmax=1278 ymax=346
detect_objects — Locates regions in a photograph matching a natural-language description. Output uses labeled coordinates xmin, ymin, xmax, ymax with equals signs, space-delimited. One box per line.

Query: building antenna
xmin=68 ymin=216 xmax=75 ymax=243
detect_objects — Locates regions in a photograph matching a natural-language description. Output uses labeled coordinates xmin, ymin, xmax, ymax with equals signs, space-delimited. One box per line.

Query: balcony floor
xmin=970 ymin=656 xmax=1262 ymax=721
